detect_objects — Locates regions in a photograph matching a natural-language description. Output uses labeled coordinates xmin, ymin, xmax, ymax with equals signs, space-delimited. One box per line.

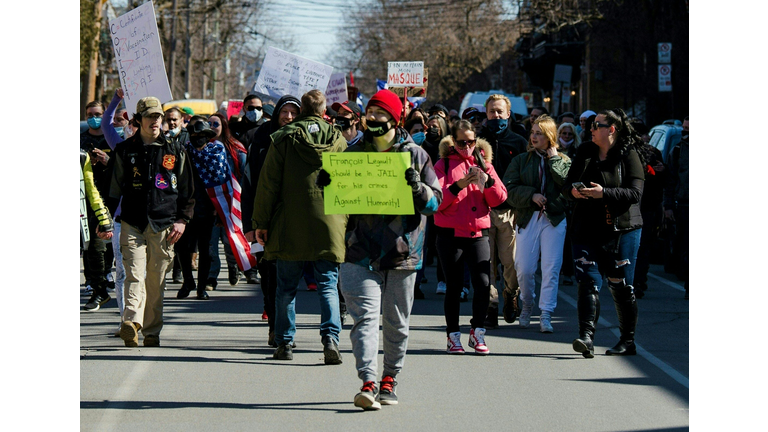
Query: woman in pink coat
xmin=434 ymin=119 xmax=507 ymax=355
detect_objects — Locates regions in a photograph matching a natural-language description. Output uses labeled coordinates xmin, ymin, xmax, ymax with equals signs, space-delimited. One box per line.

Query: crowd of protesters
xmin=81 ymin=86 xmax=689 ymax=410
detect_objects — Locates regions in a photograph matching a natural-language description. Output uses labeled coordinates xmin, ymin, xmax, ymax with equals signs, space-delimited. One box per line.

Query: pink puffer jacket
xmin=434 ymin=136 xmax=507 ymax=238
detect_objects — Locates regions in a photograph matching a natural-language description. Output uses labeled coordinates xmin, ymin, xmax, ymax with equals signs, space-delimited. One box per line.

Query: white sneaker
xmin=540 ymin=311 xmax=554 ymax=333
xmin=436 ymin=281 xmax=447 ymax=295
xmin=519 ymin=304 xmax=532 ymax=328
xmin=446 ymin=331 xmax=464 ymax=354
xmin=468 ymin=328 xmax=489 ymax=355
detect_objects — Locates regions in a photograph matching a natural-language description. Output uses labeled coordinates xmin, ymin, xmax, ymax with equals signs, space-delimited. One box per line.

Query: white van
xmin=459 ymin=90 xmax=528 ymax=119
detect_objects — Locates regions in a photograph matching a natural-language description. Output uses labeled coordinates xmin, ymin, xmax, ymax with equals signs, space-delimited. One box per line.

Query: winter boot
xmin=572 ymin=283 xmax=600 ymax=359
xmin=605 ymin=281 xmax=638 ymax=356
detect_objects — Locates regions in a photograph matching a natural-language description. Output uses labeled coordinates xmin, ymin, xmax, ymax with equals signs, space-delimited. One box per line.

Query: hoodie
xmin=252 ymin=113 xmax=348 ymax=262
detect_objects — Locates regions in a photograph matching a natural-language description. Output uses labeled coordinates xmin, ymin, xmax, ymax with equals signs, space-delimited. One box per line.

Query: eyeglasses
xmin=209 ymin=121 xmax=220 ymax=128
xmin=246 ymin=106 xmax=263 ymax=111
xmin=591 ymin=122 xmax=610 ymax=130
xmin=455 ymin=139 xmax=476 ymax=148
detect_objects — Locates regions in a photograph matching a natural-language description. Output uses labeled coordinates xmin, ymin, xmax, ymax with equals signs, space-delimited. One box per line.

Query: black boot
xmin=572 ymin=283 xmax=600 ymax=359
xmin=605 ymin=282 xmax=637 ymax=356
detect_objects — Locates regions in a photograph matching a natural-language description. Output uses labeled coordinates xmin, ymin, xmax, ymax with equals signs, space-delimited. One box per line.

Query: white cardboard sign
xmin=387 ymin=61 xmax=424 ymax=87
xmin=109 ymin=1 xmax=173 ymax=115
xmin=253 ymin=47 xmax=334 ymax=100
xmin=325 ymin=73 xmax=348 ymax=106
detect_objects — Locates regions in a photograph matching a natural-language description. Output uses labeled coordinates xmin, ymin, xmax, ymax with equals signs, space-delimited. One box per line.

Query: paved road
xmin=80 ymin=257 xmax=689 ymax=431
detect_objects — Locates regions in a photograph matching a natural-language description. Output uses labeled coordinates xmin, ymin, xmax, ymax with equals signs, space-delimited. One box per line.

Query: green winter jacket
xmin=252 ymin=114 xmax=348 ymax=262
xmin=503 ymin=150 xmax=571 ymax=229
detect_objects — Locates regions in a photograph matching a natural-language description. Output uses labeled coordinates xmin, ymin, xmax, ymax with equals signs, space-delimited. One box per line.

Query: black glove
xmin=484 ymin=176 xmax=495 ymax=188
xmin=405 ymin=167 xmax=420 ymax=190
xmin=316 ymin=169 xmax=331 ymax=187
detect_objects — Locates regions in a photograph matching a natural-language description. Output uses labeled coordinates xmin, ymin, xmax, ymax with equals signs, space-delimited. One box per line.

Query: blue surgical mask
xmin=168 ymin=127 xmax=181 ymax=137
xmin=485 ymin=118 xmax=507 ymax=134
xmin=114 ymin=127 xmax=124 ymax=137
xmin=87 ymin=117 xmax=102 ymax=130
xmin=411 ymin=131 xmax=426 ymax=145
xmin=245 ymin=109 xmax=262 ymax=123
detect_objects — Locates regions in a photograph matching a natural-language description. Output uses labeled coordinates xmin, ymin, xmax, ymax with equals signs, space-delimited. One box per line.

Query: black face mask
xmin=426 ymin=126 xmax=441 ymax=141
xmin=335 ymin=117 xmax=352 ymax=130
xmin=190 ymin=134 xmax=208 ymax=149
xmin=367 ymin=120 xmax=391 ymax=137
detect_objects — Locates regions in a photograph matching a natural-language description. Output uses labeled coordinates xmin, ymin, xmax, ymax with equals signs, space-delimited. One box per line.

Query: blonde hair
xmin=557 ymin=122 xmax=581 ymax=148
xmin=484 ymin=94 xmax=511 ymax=113
xmin=300 ymin=90 xmax=326 ymax=117
xmin=528 ymin=115 xmax=559 ymax=151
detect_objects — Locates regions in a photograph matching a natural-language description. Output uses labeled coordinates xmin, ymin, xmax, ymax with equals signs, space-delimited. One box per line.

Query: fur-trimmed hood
xmin=438 ymin=136 xmax=493 ymax=163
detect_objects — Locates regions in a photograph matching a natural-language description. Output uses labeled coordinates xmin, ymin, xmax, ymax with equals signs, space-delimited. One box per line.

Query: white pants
xmin=514 ymin=212 xmax=566 ymax=314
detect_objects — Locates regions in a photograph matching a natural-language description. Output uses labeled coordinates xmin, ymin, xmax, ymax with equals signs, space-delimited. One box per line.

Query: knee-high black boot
xmin=572 ymin=283 xmax=600 ymax=359
xmin=606 ymin=281 xmax=638 ymax=356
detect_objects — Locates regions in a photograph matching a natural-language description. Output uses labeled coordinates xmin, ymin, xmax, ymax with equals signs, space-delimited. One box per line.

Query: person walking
xmin=504 ymin=115 xmax=571 ymax=333
xmin=564 ymin=108 xmax=644 ymax=358
xmin=252 ymin=90 xmax=348 ymax=364
xmin=109 ymin=96 xmax=195 ymax=347
xmin=318 ymin=89 xmax=442 ymax=410
xmin=434 ymin=119 xmax=507 ymax=355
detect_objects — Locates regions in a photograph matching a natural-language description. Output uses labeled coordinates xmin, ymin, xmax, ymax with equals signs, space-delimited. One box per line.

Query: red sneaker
xmin=468 ymin=328 xmax=489 ymax=355
xmin=261 ymin=310 xmax=268 ymax=321
xmin=446 ymin=331 xmax=464 ymax=354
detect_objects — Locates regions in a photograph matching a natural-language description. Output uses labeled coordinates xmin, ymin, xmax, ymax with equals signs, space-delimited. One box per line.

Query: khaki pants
xmin=488 ymin=208 xmax=519 ymax=307
xmin=120 ymin=222 xmax=174 ymax=337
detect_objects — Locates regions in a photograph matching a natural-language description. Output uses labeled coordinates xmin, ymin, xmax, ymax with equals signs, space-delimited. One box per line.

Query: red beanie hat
xmin=366 ymin=90 xmax=403 ymax=124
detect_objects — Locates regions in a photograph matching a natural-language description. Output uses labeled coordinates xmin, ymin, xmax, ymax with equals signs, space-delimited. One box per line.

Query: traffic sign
xmin=658 ymin=65 xmax=672 ymax=92
xmin=658 ymin=43 xmax=672 ymax=64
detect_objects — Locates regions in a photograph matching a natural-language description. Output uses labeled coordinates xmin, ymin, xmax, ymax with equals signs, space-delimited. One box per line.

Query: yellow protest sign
xmin=322 ymin=152 xmax=415 ymax=215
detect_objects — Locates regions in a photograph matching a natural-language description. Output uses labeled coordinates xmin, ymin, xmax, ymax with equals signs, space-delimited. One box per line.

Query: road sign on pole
xmin=658 ymin=65 xmax=672 ymax=92
xmin=658 ymin=43 xmax=672 ymax=64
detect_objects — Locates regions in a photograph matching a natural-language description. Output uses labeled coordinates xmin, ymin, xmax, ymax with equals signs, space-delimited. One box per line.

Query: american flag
xmin=188 ymin=141 xmax=257 ymax=271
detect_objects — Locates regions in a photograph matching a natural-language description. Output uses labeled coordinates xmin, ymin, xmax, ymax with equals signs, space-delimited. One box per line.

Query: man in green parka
xmin=253 ymin=89 xmax=348 ymax=364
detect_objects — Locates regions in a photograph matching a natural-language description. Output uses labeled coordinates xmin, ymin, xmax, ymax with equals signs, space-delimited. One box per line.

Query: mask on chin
xmin=559 ymin=137 xmax=574 ymax=148
xmin=168 ymin=127 xmax=181 ymax=137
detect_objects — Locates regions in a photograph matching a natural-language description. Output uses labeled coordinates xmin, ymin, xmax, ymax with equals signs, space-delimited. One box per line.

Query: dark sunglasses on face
xmin=455 ymin=139 xmax=476 ymax=148
xmin=209 ymin=121 xmax=220 ymax=128
xmin=592 ymin=122 xmax=610 ymax=130
xmin=246 ymin=106 xmax=263 ymax=111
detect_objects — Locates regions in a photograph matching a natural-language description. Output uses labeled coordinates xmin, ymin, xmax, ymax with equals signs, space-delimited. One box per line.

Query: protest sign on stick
xmin=226 ymin=100 xmax=244 ymax=119
xmin=387 ymin=61 xmax=424 ymax=88
xmin=322 ymin=153 xmax=415 ymax=215
xmin=390 ymin=68 xmax=428 ymax=98
xmin=325 ymin=73 xmax=348 ymax=106
xmin=253 ymin=47 xmax=334 ymax=100
xmin=109 ymin=1 xmax=172 ymax=115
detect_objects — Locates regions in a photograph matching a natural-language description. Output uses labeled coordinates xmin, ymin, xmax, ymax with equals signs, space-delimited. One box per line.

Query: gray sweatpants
xmin=340 ymin=263 xmax=416 ymax=383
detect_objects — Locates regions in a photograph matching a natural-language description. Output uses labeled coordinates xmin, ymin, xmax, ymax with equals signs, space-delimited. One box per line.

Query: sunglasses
xmin=591 ymin=122 xmax=611 ymax=130
xmin=455 ymin=139 xmax=476 ymax=148
xmin=209 ymin=121 xmax=220 ymax=128
xmin=246 ymin=106 xmax=263 ymax=111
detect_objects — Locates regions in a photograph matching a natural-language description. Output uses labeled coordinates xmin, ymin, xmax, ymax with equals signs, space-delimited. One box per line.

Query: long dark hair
xmin=210 ymin=113 xmax=247 ymax=178
xmin=600 ymin=108 xmax=646 ymax=165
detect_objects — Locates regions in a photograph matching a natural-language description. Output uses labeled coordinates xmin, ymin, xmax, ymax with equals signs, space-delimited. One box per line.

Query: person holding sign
xmin=252 ymin=90 xmax=348 ymax=365
xmin=434 ymin=119 xmax=508 ymax=355
xmin=318 ymin=89 xmax=441 ymax=410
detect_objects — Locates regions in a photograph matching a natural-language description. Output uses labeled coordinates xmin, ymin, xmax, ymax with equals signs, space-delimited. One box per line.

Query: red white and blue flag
xmin=188 ymin=141 xmax=257 ymax=271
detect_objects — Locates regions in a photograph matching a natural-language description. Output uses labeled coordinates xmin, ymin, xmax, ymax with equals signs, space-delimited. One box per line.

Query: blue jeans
xmin=572 ymin=229 xmax=642 ymax=291
xmin=275 ymin=259 xmax=341 ymax=345
xmin=208 ymin=225 xmax=237 ymax=279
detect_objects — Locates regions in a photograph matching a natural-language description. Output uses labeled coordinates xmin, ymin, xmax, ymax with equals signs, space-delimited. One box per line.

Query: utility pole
xmin=201 ymin=0 xmax=208 ymax=98
xmin=211 ymin=9 xmax=219 ymax=102
xmin=86 ymin=0 xmax=107 ymax=104
xmin=168 ymin=0 xmax=178 ymax=96
xmin=185 ymin=0 xmax=192 ymax=98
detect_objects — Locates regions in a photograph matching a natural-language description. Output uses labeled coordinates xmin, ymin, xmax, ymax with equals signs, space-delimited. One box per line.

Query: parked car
xmin=648 ymin=123 xmax=683 ymax=164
